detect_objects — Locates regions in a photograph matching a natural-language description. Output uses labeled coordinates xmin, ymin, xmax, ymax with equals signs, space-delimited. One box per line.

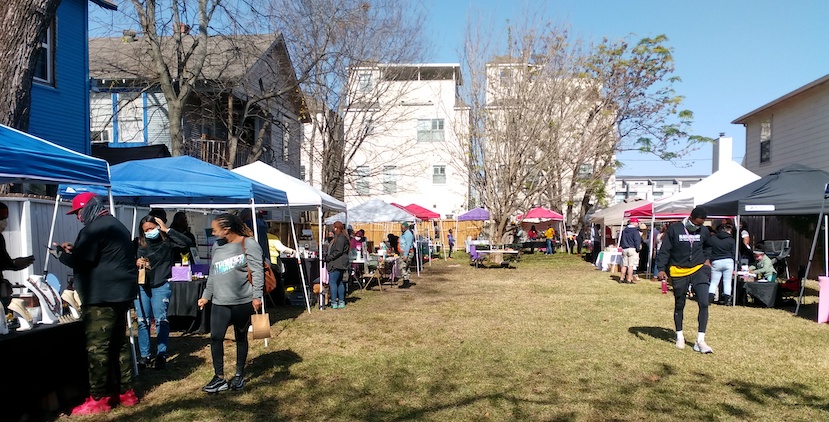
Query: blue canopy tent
xmin=58 ymin=157 xmax=308 ymax=318
xmin=0 ymin=124 xmax=111 ymax=186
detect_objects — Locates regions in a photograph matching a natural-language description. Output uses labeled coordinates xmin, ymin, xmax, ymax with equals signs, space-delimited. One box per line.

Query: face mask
xmin=216 ymin=238 xmax=229 ymax=246
xmin=0 ymin=219 xmax=7 ymax=232
xmin=355 ymin=236 xmax=362 ymax=241
xmin=145 ymin=228 xmax=161 ymax=239
xmin=684 ymin=218 xmax=700 ymax=232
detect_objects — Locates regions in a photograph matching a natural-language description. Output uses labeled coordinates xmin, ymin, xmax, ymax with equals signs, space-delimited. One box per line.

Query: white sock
xmin=676 ymin=331 xmax=684 ymax=341
xmin=698 ymin=332 xmax=706 ymax=343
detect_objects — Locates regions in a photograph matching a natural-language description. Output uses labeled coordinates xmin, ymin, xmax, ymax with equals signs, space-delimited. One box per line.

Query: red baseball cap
xmin=67 ymin=192 xmax=97 ymax=215
xmin=630 ymin=218 xmax=640 ymax=224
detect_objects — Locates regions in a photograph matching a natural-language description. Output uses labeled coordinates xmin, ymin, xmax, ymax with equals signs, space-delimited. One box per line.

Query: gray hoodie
xmin=202 ymin=237 xmax=263 ymax=306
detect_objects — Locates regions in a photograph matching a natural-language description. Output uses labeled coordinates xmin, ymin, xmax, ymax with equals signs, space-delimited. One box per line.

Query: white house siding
xmin=741 ymin=80 xmax=829 ymax=176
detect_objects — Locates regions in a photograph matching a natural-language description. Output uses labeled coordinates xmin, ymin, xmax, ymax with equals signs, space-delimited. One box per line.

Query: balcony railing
xmin=182 ymin=138 xmax=272 ymax=168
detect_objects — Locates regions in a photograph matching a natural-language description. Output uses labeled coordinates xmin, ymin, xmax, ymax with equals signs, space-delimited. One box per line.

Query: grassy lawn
xmin=64 ymin=253 xmax=829 ymax=421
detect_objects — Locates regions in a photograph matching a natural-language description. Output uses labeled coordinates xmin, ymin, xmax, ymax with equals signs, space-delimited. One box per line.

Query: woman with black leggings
xmin=198 ymin=213 xmax=264 ymax=393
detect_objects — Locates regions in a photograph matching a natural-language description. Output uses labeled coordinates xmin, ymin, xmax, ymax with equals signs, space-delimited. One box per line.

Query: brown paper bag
xmin=251 ymin=310 xmax=271 ymax=339
xmin=137 ymin=267 xmax=146 ymax=285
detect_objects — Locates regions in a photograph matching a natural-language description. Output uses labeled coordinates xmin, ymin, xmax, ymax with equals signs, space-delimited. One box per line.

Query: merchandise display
xmin=61 ymin=289 xmax=82 ymax=319
xmin=8 ymin=298 xmax=33 ymax=331
xmin=21 ymin=276 xmax=62 ymax=325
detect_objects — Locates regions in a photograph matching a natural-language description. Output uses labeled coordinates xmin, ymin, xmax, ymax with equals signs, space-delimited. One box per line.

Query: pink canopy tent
xmin=624 ymin=202 xmax=688 ymax=220
xmin=395 ymin=203 xmax=440 ymax=220
xmin=517 ymin=207 xmax=565 ymax=221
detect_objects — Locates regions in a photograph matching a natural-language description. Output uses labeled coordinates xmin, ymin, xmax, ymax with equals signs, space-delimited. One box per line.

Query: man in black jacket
xmin=656 ymin=207 xmax=714 ymax=354
xmin=619 ymin=218 xmax=642 ymax=284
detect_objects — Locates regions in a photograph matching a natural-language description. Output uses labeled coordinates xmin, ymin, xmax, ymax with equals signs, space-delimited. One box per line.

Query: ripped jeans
xmin=134 ymin=282 xmax=172 ymax=358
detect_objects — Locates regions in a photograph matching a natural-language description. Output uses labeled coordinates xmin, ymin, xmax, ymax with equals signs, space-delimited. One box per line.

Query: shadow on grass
xmin=628 ymin=326 xmax=676 ymax=344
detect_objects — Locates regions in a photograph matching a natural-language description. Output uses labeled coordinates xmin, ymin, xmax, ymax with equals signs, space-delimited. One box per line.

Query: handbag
xmin=242 ymin=238 xmax=277 ymax=293
xmin=137 ymin=267 xmax=146 ymax=285
xmin=251 ymin=307 xmax=271 ymax=339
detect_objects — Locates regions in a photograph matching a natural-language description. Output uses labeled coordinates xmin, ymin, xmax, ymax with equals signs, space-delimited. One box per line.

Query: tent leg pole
xmin=797 ymin=197 xmax=827 ymax=315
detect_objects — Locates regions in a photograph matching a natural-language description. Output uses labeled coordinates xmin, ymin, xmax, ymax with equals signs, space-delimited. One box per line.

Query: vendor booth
xmin=0 ymin=124 xmax=112 ymax=421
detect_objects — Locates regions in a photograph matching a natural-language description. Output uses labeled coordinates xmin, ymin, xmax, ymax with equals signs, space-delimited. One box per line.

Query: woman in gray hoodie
xmin=198 ymin=213 xmax=263 ymax=393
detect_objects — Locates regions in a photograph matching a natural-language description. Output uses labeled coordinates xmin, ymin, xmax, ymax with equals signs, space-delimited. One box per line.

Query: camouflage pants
xmin=83 ymin=302 xmax=133 ymax=399
xmin=397 ymin=252 xmax=413 ymax=282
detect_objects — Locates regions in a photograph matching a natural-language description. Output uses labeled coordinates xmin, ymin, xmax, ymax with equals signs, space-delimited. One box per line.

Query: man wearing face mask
xmin=0 ymin=202 xmax=35 ymax=308
xmin=656 ymin=206 xmax=713 ymax=354
xmin=54 ymin=192 xmax=139 ymax=414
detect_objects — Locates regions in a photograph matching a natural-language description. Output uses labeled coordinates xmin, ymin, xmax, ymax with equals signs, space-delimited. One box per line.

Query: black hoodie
xmin=709 ymin=231 xmax=736 ymax=261
xmin=655 ymin=219 xmax=712 ymax=272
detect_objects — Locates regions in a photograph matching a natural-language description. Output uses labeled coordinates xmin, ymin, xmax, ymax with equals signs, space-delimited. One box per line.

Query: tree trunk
xmin=167 ymin=101 xmax=184 ymax=156
xmin=0 ymin=0 xmax=60 ymax=129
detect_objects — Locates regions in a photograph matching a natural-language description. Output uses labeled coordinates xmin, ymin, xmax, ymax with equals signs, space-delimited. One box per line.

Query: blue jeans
xmin=329 ymin=269 xmax=345 ymax=304
xmin=545 ymin=239 xmax=553 ymax=255
xmin=134 ymin=282 xmax=171 ymax=358
xmin=709 ymin=258 xmax=734 ymax=296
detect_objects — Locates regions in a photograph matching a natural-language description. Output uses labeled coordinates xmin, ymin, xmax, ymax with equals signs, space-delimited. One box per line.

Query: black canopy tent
xmin=702 ymin=164 xmax=829 ymax=314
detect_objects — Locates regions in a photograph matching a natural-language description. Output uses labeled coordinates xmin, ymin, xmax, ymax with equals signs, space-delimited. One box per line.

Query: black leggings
xmin=672 ymin=266 xmax=711 ymax=333
xmin=209 ymin=302 xmax=252 ymax=377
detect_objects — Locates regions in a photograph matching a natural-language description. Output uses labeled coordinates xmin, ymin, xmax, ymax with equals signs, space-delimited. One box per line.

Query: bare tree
xmin=0 ymin=0 xmax=60 ymax=130
xmin=268 ymin=0 xmax=428 ymax=198
xmin=454 ymin=13 xmax=710 ymax=239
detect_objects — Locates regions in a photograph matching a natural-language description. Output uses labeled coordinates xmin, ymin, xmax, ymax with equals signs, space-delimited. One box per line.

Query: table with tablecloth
xmin=594 ymin=250 xmax=623 ymax=271
xmin=736 ymin=276 xmax=779 ymax=308
xmin=168 ymin=279 xmax=209 ymax=333
xmin=0 ymin=321 xmax=88 ymax=421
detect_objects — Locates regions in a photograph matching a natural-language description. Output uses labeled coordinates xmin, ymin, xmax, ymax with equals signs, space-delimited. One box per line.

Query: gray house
xmin=733 ymin=73 xmax=829 ymax=176
xmin=89 ymin=32 xmax=308 ymax=174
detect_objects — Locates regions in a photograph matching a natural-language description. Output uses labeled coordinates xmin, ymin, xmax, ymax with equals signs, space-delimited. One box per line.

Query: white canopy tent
xmin=232 ymin=161 xmax=347 ymax=311
xmin=653 ymin=161 xmax=760 ymax=215
xmin=589 ymin=197 xmax=647 ymax=227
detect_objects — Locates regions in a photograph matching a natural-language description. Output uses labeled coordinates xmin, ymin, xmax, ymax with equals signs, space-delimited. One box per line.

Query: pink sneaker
xmin=118 ymin=389 xmax=140 ymax=407
xmin=72 ymin=396 xmax=112 ymax=415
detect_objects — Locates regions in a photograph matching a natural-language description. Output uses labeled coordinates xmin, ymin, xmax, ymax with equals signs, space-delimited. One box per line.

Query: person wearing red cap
xmin=618 ymin=218 xmax=642 ymax=284
xmin=53 ymin=193 xmax=139 ymax=414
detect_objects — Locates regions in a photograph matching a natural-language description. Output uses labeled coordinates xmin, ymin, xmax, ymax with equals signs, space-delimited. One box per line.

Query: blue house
xmin=27 ymin=0 xmax=116 ymax=155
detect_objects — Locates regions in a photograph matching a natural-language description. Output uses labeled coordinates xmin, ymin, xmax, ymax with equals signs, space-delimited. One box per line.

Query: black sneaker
xmin=229 ymin=375 xmax=246 ymax=391
xmin=398 ymin=282 xmax=411 ymax=289
xmin=153 ymin=355 xmax=166 ymax=370
xmin=137 ymin=356 xmax=152 ymax=369
xmin=202 ymin=375 xmax=228 ymax=393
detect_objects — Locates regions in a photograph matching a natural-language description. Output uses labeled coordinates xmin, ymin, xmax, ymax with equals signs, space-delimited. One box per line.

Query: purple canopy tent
xmin=457 ymin=207 xmax=490 ymax=221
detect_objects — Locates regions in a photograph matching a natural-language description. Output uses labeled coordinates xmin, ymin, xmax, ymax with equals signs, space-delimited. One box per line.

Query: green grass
xmin=64 ymin=253 xmax=829 ymax=421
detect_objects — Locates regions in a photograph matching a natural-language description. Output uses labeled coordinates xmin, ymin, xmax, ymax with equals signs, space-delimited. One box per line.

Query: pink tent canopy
xmin=624 ymin=202 xmax=690 ymax=220
xmin=391 ymin=202 xmax=440 ymax=220
xmin=518 ymin=207 xmax=564 ymax=221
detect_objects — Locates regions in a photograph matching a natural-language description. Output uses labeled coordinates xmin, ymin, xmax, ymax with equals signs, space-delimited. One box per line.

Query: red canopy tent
xmin=395 ymin=203 xmax=440 ymax=220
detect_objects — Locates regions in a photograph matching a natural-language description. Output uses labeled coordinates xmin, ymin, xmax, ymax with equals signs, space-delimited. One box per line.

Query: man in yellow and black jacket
xmin=656 ymin=207 xmax=713 ymax=354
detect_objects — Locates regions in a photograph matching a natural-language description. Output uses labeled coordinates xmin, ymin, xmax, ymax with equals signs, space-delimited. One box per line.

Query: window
xmin=577 ymin=164 xmax=593 ymax=178
xmin=33 ymin=21 xmax=55 ymax=85
xmin=356 ymin=165 xmax=370 ymax=195
xmin=432 ymin=165 xmax=446 ymax=184
xmin=499 ymin=68 xmax=513 ymax=89
xmin=357 ymin=73 xmax=372 ymax=94
xmin=417 ymin=119 xmax=445 ymax=142
xmin=383 ymin=166 xmax=397 ymax=194
xmin=282 ymin=123 xmax=291 ymax=162
xmin=299 ymin=165 xmax=306 ymax=182
xmin=91 ymin=130 xmax=110 ymax=143
xmin=760 ymin=118 xmax=772 ymax=163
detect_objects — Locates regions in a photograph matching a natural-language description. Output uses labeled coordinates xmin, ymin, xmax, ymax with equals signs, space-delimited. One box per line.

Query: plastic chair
xmin=469 ymin=245 xmax=483 ymax=268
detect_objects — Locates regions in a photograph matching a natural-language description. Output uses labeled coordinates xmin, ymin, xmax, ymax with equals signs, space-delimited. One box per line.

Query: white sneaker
xmin=675 ymin=338 xmax=685 ymax=349
xmin=693 ymin=341 xmax=713 ymax=354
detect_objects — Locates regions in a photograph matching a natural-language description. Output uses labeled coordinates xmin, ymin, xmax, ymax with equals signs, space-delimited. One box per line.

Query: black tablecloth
xmin=281 ymin=257 xmax=321 ymax=286
xmin=0 ymin=321 xmax=88 ymax=421
xmin=168 ymin=279 xmax=209 ymax=332
xmin=742 ymin=281 xmax=779 ymax=308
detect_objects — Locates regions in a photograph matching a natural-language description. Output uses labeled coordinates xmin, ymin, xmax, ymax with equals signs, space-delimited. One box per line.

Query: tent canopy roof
xmin=457 ymin=207 xmax=489 ymax=221
xmin=232 ymin=161 xmax=346 ymax=212
xmin=324 ymin=199 xmax=415 ymax=225
xmin=589 ymin=197 xmax=647 ymax=226
xmin=652 ymin=161 xmax=760 ymax=215
xmin=392 ymin=203 xmax=440 ymax=220
xmin=518 ymin=207 xmax=564 ymax=221
xmin=702 ymin=164 xmax=829 ymax=216
xmin=59 ymin=156 xmax=287 ymax=206
xmin=0 ymin=124 xmax=110 ymax=186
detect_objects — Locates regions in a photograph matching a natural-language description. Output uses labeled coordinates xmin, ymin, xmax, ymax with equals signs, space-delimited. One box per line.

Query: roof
xmin=92 ymin=144 xmax=171 ymax=165
xmin=90 ymin=0 xmax=117 ymax=10
xmin=732 ymin=73 xmax=829 ymax=124
xmin=89 ymin=34 xmax=275 ymax=81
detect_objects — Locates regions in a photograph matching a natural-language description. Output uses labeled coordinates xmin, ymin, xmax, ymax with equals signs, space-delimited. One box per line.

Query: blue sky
xmin=424 ymin=0 xmax=829 ymax=176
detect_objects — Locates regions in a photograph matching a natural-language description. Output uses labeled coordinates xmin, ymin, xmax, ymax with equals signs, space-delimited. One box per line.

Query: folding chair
xmin=469 ymin=245 xmax=483 ymax=268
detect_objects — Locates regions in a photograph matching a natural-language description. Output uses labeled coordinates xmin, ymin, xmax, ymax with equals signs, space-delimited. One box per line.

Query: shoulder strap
xmin=241 ymin=237 xmax=252 ymax=285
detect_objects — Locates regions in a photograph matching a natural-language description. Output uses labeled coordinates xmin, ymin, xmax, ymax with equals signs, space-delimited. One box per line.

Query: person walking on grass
xmin=656 ymin=206 xmax=714 ymax=354
xmin=198 ymin=213 xmax=264 ymax=393
xmin=708 ymin=223 xmax=736 ymax=306
xmin=618 ymin=218 xmax=642 ymax=284
xmin=447 ymin=229 xmax=455 ymax=259
xmin=397 ymin=222 xmax=415 ymax=288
